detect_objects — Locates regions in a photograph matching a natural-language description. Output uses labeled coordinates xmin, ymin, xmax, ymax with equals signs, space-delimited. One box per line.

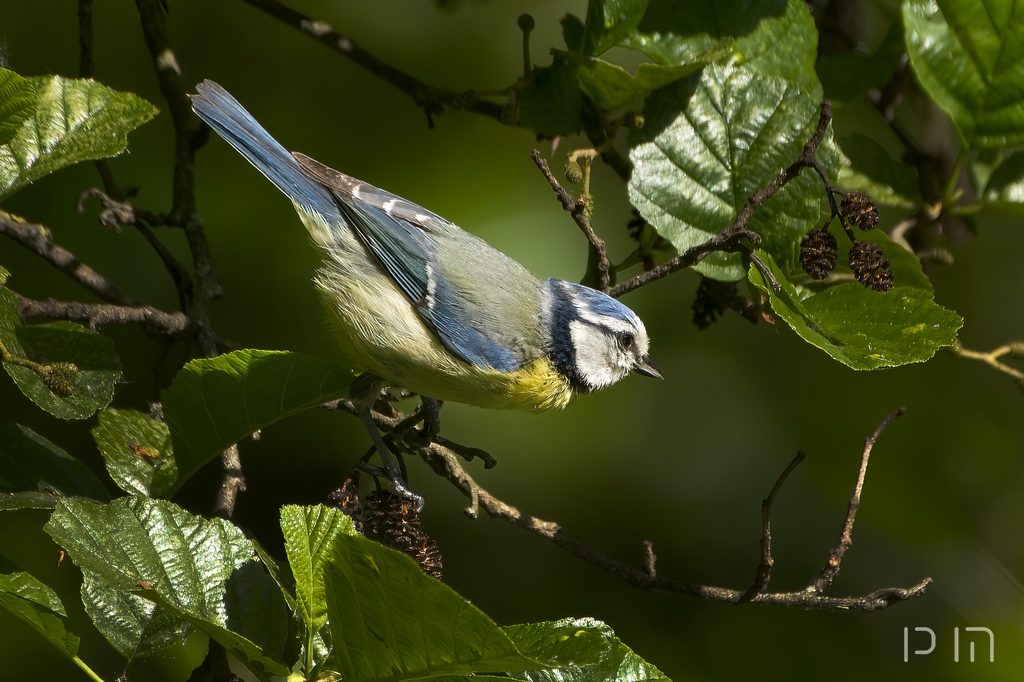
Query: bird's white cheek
xmin=569 ymin=320 xmax=619 ymax=390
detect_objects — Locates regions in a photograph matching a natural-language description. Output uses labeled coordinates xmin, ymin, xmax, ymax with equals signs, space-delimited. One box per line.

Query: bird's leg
xmin=350 ymin=373 xmax=424 ymax=511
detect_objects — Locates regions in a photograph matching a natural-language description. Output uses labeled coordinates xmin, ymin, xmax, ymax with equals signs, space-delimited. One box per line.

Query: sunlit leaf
xmin=81 ymin=570 xmax=187 ymax=660
xmin=45 ymin=496 xmax=292 ymax=678
xmin=92 ymin=408 xmax=177 ymax=497
xmin=629 ymin=65 xmax=831 ymax=281
xmin=748 ymin=251 xmax=963 ymax=369
xmin=0 ymin=423 xmax=110 ymax=511
xmin=903 ymin=0 xmax=1024 ymax=149
xmin=161 ymin=349 xmax=352 ymax=495
xmin=507 ymin=618 xmax=669 ymax=682
xmin=0 ymin=68 xmax=37 ymax=147
xmin=0 ymin=74 xmax=157 ymax=199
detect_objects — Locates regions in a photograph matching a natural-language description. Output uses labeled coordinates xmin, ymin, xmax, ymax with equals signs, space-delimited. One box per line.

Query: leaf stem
xmin=942 ymin=147 xmax=968 ymax=207
xmin=71 ymin=655 xmax=106 ymax=682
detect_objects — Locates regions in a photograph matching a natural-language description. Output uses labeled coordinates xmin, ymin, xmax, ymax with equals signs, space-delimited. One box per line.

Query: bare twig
xmin=18 ymin=295 xmax=187 ymax=333
xmin=948 ymin=342 xmax=1024 ymax=388
xmin=740 ymin=451 xmax=807 ymax=602
xmin=238 ymin=0 xmax=503 ymax=127
xmin=530 ymin=150 xmax=612 ymax=292
xmin=0 ymin=211 xmax=143 ymax=307
xmin=807 ymin=407 xmax=907 ymax=593
xmin=76 ymin=0 xmax=95 ymax=79
xmin=609 ymin=101 xmax=836 ymax=298
xmin=135 ymin=0 xmax=221 ymax=357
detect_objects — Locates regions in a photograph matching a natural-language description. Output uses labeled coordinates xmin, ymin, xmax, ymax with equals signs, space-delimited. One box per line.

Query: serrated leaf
xmin=506 ymin=618 xmax=669 ymax=682
xmin=0 ymin=74 xmax=157 ymax=199
xmin=624 ymin=0 xmax=816 ymax=85
xmin=628 ymin=64 xmax=829 ymax=281
xmin=0 ymin=423 xmax=110 ymax=511
xmin=44 ymin=496 xmax=291 ymax=678
xmin=92 ymin=408 xmax=177 ymax=497
xmin=836 ymin=133 xmax=923 ymax=210
xmin=325 ymin=531 xmax=545 ymax=680
xmin=281 ymin=505 xmax=358 ymax=672
xmin=903 ymin=0 xmax=1024 ymax=149
xmin=81 ymin=569 xmax=187 ymax=660
xmin=0 ymin=555 xmax=80 ymax=658
xmin=161 ymin=349 xmax=353 ymax=495
xmin=748 ymin=251 xmax=962 ymax=369
xmin=0 ymin=68 xmax=37 ymax=147
xmin=1 ymin=285 xmax=122 ymax=419
xmin=518 ymin=54 xmax=584 ymax=137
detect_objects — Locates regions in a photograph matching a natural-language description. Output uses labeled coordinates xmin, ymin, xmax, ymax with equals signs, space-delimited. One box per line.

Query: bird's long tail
xmin=190 ymin=80 xmax=338 ymax=218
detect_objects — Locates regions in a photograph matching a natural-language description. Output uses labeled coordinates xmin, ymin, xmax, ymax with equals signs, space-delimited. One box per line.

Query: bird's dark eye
xmin=618 ymin=332 xmax=634 ymax=350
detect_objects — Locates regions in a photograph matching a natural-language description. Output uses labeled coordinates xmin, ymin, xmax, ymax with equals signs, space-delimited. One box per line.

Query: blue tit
xmin=190 ymin=81 xmax=661 ymax=501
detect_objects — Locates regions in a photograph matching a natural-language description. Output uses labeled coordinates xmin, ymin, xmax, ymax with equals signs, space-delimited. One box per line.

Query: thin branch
xmin=530 ymin=150 xmax=611 ymax=292
xmin=420 ymin=435 xmax=929 ymax=610
xmin=948 ymin=342 xmax=1024 ymax=388
xmin=18 ymin=295 xmax=188 ymax=334
xmin=77 ymin=0 xmax=95 ymax=79
xmin=238 ymin=0 xmax=503 ymax=127
xmin=807 ymin=406 xmax=907 ymax=593
xmin=0 ymin=211 xmax=142 ymax=307
xmin=740 ymin=450 xmax=807 ymax=602
xmin=609 ymin=101 xmax=836 ymax=298
xmin=135 ymin=0 xmax=221 ymax=357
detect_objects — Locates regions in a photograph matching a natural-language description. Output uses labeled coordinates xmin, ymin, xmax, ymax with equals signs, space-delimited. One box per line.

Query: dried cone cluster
xmin=799 ymin=228 xmax=838 ymax=280
xmin=363 ymin=491 xmax=444 ymax=579
xmin=327 ymin=481 xmax=443 ymax=579
xmin=840 ymin=191 xmax=879 ymax=231
xmin=849 ymin=240 xmax=894 ymax=292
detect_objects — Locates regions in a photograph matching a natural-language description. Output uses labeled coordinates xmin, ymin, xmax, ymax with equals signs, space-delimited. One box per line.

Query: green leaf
xmin=0 ymin=74 xmax=157 ymax=199
xmin=578 ymin=0 xmax=649 ymax=56
xmin=836 ymin=133 xmax=923 ymax=209
xmin=507 ymin=619 xmax=670 ymax=682
xmin=624 ymin=0 xmax=816 ymax=84
xmin=0 ymin=68 xmax=37 ymax=147
xmin=92 ymin=408 xmax=177 ymax=497
xmin=45 ymin=496 xmax=292 ymax=678
xmin=81 ymin=570 xmax=187 ymax=660
xmin=161 ymin=349 xmax=353 ymax=495
xmin=0 ymin=423 xmax=110 ymax=511
xmin=903 ymin=0 xmax=1024 ymax=149
xmin=748 ymin=251 xmax=963 ymax=370
xmin=981 ymin=148 xmax=1024 ymax=213
xmin=1 ymin=285 xmax=122 ymax=419
xmin=281 ymin=505 xmax=358 ymax=672
xmin=324 ymin=531 xmax=543 ymax=680
xmin=628 ymin=65 xmax=829 ymax=281
xmin=576 ymin=52 xmax=718 ymax=112
xmin=0 ymin=555 xmax=80 ymax=658
xmin=518 ymin=54 xmax=584 ymax=137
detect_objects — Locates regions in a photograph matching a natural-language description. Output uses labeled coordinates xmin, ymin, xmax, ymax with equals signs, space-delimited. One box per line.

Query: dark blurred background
xmin=1 ymin=1 xmax=1022 ymax=680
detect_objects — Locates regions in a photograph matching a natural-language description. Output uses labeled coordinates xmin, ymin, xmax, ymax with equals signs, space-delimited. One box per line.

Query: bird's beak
xmin=633 ymin=355 xmax=664 ymax=380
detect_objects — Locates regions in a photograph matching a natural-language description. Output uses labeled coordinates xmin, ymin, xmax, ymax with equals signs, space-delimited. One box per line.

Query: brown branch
xmin=135 ymin=0 xmax=221 ymax=357
xmin=739 ymin=450 xmax=807 ymax=602
xmin=18 ymin=295 xmax=187 ymax=333
xmin=0 ymin=211 xmax=143 ymax=307
xmin=807 ymin=406 xmax=907 ymax=593
xmin=530 ymin=150 xmax=612 ymax=292
xmin=948 ymin=341 xmax=1024 ymax=388
xmin=238 ymin=0 xmax=503 ymax=127
xmin=330 ymin=394 xmax=929 ymax=610
xmin=608 ymin=101 xmax=836 ymax=298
